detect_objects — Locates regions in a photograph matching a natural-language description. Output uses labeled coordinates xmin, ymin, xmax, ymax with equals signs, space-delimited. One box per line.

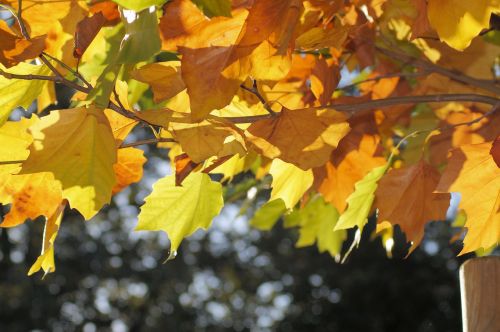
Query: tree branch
xmin=376 ymin=47 xmax=500 ymax=95
xmin=223 ymin=94 xmax=500 ymax=123
xmin=240 ymin=80 xmax=276 ymax=116
xmin=119 ymin=138 xmax=176 ymax=149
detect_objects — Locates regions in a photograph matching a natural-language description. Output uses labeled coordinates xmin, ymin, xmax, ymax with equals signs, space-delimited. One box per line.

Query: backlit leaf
xmin=269 ymin=159 xmax=313 ymax=209
xmin=136 ymin=172 xmax=223 ymax=259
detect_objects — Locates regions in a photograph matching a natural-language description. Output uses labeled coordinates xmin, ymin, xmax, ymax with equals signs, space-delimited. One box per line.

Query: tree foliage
xmin=0 ymin=0 xmax=498 ymax=276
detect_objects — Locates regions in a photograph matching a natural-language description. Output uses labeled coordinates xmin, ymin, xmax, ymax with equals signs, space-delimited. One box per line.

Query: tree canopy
xmin=0 ymin=0 xmax=499 ymax=277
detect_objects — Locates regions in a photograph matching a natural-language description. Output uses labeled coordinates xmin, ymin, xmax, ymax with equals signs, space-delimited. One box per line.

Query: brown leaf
xmin=375 ymin=160 xmax=450 ymax=253
xmin=90 ymin=1 xmax=121 ymax=25
xmin=310 ymin=58 xmax=340 ymax=106
xmin=0 ymin=21 xmax=46 ymax=68
xmin=436 ymin=142 xmax=500 ymax=254
xmin=246 ymin=108 xmax=350 ymax=170
xmin=491 ymin=136 xmax=500 ymax=168
xmin=73 ymin=12 xmax=106 ymax=59
xmin=174 ymin=153 xmax=201 ymax=186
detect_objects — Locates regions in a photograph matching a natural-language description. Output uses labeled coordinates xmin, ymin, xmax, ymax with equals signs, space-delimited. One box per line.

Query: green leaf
xmin=113 ymin=0 xmax=166 ymax=11
xmin=285 ymin=195 xmax=347 ymax=259
xmin=116 ymin=8 xmax=161 ymax=64
xmin=250 ymin=199 xmax=287 ymax=231
xmin=334 ymin=164 xmax=389 ymax=232
xmin=192 ymin=0 xmax=231 ymax=17
xmin=136 ymin=172 xmax=223 ymax=259
xmin=0 ymin=63 xmax=49 ymax=125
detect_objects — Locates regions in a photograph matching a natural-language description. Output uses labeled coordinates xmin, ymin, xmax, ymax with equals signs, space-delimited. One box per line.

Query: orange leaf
xmin=112 ymin=147 xmax=146 ymax=194
xmin=0 ymin=21 xmax=46 ymax=68
xmin=310 ymin=58 xmax=340 ymax=106
xmin=246 ymin=108 xmax=350 ymax=170
xmin=316 ymin=116 xmax=385 ymax=212
xmin=174 ymin=153 xmax=201 ymax=186
xmin=131 ymin=62 xmax=185 ymax=103
xmin=375 ymin=160 xmax=450 ymax=253
xmin=436 ymin=142 xmax=500 ymax=254
xmin=0 ymin=172 xmax=62 ymax=227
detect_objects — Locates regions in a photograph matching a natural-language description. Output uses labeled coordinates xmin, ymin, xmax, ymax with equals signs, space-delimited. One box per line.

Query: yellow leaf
xmin=269 ymin=159 xmax=313 ymax=209
xmin=0 ymin=63 xmax=50 ymax=125
xmin=436 ymin=142 xmax=500 ymax=254
xmin=136 ymin=172 xmax=223 ymax=259
xmin=21 ymin=107 xmax=117 ymax=220
xmin=428 ymin=0 xmax=500 ymax=51
xmin=28 ymin=202 xmax=66 ymax=277
xmin=131 ymin=61 xmax=186 ymax=103
xmin=0 ymin=116 xmax=37 ymax=175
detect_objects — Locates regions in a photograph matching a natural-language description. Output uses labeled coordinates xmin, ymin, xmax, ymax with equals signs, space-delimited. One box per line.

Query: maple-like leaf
xmin=316 ymin=117 xmax=385 ymax=213
xmin=491 ymin=136 xmax=500 ymax=168
xmin=436 ymin=142 xmax=500 ymax=254
xmin=27 ymin=202 xmax=66 ymax=277
xmin=73 ymin=12 xmax=106 ymax=58
xmin=136 ymin=172 xmax=223 ymax=259
xmin=131 ymin=61 xmax=185 ymax=103
xmin=427 ymin=0 xmax=499 ymax=51
xmin=310 ymin=58 xmax=340 ymax=106
xmin=171 ymin=119 xmax=245 ymax=163
xmin=375 ymin=160 xmax=450 ymax=253
xmin=0 ymin=117 xmax=36 ymax=175
xmin=269 ymin=159 xmax=313 ymax=209
xmin=0 ymin=172 xmax=62 ymax=227
xmin=250 ymin=199 xmax=287 ymax=231
xmin=0 ymin=21 xmax=46 ymax=68
xmin=284 ymin=195 xmax=347 ymax=260
xmin=21 ymin=107 xmax=117 ymax=220
xmin=246 ymin=108 xmax=350 ymax=170
xmin=112 ymin=0 xmax=166 ymax=11
xmin=112 ymin=147 xmax=146 ymax=194
xmin=0 ymin=62 xmax=50 ymax=125
xmin=335 ymin=163 xmax=389 ymax=232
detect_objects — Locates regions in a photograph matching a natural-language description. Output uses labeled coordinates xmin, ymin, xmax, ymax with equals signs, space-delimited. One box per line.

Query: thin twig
xmin=240 ymin=80 xmax=276 ymax=116
xmin=41 ymin=51 xmax=92 ymax=89
xmin=337 ymin=71 xmax=425 ymax=91
xmin=16 ymin=0 xmax=30 ymax=40
xmin=376 ymin=47 xmax=500 ymax=95
xmin=119 ymin=137 xmax=176 ymax=149
xmin=223 ymin=93 xmax=500 ymax=123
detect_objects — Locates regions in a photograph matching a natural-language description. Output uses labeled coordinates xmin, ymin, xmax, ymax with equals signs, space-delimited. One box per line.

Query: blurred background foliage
xmin=0 ymin=134 xmax=471 ymax=331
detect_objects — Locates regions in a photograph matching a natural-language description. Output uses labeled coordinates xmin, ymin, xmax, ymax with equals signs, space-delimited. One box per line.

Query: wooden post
xmin=459 ymin=257 xmax=500 ymax=332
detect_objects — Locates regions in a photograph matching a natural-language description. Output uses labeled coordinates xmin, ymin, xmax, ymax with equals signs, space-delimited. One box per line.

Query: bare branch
xmin=119 ymin=138 xmax=176 ymax=149
xmin=240 ymin=80 xmax=276 ymax=116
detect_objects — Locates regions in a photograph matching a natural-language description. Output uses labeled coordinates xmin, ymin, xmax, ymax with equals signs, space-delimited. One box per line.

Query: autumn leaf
xmin=316 ymin=117 xmax=385 ymax=213
xmin=284 ymin=195 xmax=347 ymax=260
xmin=436 ymin=142 xmax=500 ymax=254
xmin=0 ymin=20 xmax=46 ymax=68
xmin=335 ymin=163 xmax=390 ymax=232
xmin=0 ymin=62 xmax=50 ymax=125
xmin=250 ymin=199 xmax=287 ymax=231
xmin=112 ymin=147 xmax=146 ymax=194
xmin=28 ymin=202 xmax=66 ymax=277
xmin=136 ymin=172 xmax=223 ymax=259
xmin=0 ymin=172 xmax=62 ymax=228
xmin=21 ymin=107 xmax=117 ymax=220
xmin=246 ymin=108 xmax=350 ymax=170
xmin=269 ymin=159 xmax=313 ymax=209
xmin=0 ymin=116 xmax=37 ymax=175
xmin=427 ymin=0 xmax=500 ymax=51
xmin=73 ymin=12 xmax=106 ymax=58
xmin=491 ymin=136 xmax=500 ymax=168
xmin=131 ymin=61 xmax=185 ymax=103
xmin=375 ymin=160 xmax=450 ymax=253
xmin=112 ymin=0 xmax=166 ymax=11
xmin=310 ymin=58 xmax=340 ymax=106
